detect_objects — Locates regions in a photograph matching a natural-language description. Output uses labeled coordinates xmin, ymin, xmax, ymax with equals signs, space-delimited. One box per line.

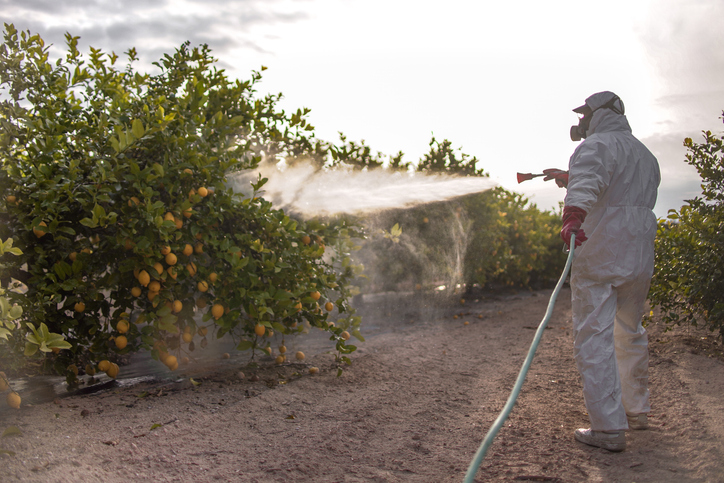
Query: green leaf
xmin=150 ymin=423 xmax=162 ymax=431
xmin=158 ymin=314 xmax=178 ymax=333
xmin=236 ymin=340 xmax=253 ymax=351
xmin=1 ymin=426 xmax=23 ymax=438
xmin=132 ymin=119 xmax=145 ymax=139
xmin=24 ymin=342 xmax=38 ymax=357
xmin=79 ymin=217 xmax=97 ymax=228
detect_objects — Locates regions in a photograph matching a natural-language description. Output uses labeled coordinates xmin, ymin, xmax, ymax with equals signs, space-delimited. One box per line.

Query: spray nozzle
xmin=516 ymin=172 xmax=545 ymax=184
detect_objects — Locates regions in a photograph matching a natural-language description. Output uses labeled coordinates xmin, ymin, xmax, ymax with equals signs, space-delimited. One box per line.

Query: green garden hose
xmin=463 ymin=234 xmax=576 ymax=483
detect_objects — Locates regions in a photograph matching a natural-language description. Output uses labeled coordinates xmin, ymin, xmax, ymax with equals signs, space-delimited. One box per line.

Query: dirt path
xmin=1 ymin=287 xmax=723 ymax=482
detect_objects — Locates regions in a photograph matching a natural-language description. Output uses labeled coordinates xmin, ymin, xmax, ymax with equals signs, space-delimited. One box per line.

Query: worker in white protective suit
xmin=551 ymin=91 xmax=660 ymax=452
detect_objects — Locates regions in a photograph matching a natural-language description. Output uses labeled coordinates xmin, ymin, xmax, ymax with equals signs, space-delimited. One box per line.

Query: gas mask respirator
xmin=570 ymin=110 xmax=592 ymax=142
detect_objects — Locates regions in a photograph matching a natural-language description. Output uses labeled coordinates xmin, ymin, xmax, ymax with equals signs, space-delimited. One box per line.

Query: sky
xmin=2 ymin=0 xmax=724 ymax=218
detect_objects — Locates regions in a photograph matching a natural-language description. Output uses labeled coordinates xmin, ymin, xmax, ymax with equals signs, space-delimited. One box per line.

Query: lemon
xmin=106 ymin=363 xmax=119 ymax=379
xmin=138 ymin=270 xmax=151 ymax=287
xmin=115 ymin=335 xmax=128 ymax=350
xmin=186 ymin=262 xmax=197 ymax=276
xmin=33 ymin=221 xmax=47 ymax=238
xmin=310 ymin=291 xmax=321 ymax=301
xmin=164 ymin=355 xmax=178 ymax=369
xmin=172 ymin=300 xmax=183 ymax=313
xmin=98 ymin=360 xmax=111 ymax=372
xmin=211 ymin=304 xmax=224 ymax=320
xmin=167 ymin=266 xmax=178 ymax=280
xmin=116 ymin=320 xmax=130 ymax=334
xmin=131 ymin=286 xmax=142 ymax=297
xmin=0 ymin=372 xmax=9 ymax=391
xmin=182 ymin=244 xmax=193 ymax=256
xmin=6 ymin=392 xmax=21 ymax=409
xmin=295 ymin=351 xmax=305 ymax=361
xmin=74 ymin=302 xmax=86 ymax=313
xmin=197 ymin=280 xmax=209 ymax=292
xmin=197 ymin=187 xmax=208 ymax=197
xmin=325 ymin=302 xmax=334 ymax=312
xmin=254 ymin=324 xmax=266 ymax=337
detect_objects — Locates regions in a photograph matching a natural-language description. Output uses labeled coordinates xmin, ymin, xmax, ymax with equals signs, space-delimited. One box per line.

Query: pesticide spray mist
xmin=228 ymin=161 xmax=497 ymax=217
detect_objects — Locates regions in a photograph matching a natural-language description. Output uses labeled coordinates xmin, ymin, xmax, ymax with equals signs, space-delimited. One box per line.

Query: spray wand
xmin=517 ymin=169 xmax=569 ymax=187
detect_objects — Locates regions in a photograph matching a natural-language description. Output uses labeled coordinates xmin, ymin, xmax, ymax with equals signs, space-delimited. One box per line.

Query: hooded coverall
xmin=565 ymin=106 xmax=660 ymax=431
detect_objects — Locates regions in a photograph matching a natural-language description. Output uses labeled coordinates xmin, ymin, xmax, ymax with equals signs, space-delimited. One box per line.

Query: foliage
xmin=0 ymin=24 xmax=361 ymax=377
xmin=649 ymin=118 xmax=724 ymax=338
xmin=0 ymin=238 xmax=23 ymax=340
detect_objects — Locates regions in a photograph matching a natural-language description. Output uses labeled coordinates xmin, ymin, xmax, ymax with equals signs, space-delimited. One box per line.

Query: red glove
xmin=543 ymin=168 xmax=569 ymax=188
xmin=561 ymin=206 xmax=588 ymax=248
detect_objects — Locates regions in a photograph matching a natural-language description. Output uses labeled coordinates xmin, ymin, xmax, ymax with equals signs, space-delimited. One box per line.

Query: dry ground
xmin=1 ymin=287 xmax=723 ymax=482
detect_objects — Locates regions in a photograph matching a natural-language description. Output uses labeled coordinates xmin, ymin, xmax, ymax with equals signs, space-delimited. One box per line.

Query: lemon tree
xmin=0 ymin=24 xmax=362 ymax=377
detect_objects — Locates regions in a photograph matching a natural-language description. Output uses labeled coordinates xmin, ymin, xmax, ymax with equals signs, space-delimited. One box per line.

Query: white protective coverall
xmin=565 ymin=95 xmax=660 ymax=431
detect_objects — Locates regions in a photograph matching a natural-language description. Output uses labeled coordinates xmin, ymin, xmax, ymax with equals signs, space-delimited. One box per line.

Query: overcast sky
xmin=2 ymin=0 xmax=724 ymax=217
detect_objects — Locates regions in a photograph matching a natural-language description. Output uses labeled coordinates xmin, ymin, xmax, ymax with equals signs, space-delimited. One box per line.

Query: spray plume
xmin=229 ymin=161 xmax=497 ymax=217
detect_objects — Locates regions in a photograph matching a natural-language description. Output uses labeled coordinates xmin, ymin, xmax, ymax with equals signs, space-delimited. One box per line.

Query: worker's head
xmin=570 ymin=91 xmax=625 ymax=141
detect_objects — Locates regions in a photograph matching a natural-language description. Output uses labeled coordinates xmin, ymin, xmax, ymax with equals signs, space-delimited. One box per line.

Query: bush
xmin=649 ymin=116 xmax=724 ymax=338
xmin=0 ymin=24 xmax=361 ymax=379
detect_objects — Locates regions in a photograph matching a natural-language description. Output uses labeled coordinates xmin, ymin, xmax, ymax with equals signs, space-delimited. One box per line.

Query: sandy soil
xmin=1 ymin=287 xmax=723 ymax=483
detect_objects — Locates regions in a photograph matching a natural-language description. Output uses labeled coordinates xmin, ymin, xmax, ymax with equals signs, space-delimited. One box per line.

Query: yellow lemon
xmin=6 ymin=392 xmax=21 ymax=409
xmin=165 ymin=252 xmax=178 ymax=266
xmin=211 ymin=304 xmax=224 ymax=320
xmin=33 ymin=221 xmax=47 ymax=238
xmin=116 ymin=320 xmax=130 ymax=334
xmin=138 ymin=270 xmax=151 ymax=287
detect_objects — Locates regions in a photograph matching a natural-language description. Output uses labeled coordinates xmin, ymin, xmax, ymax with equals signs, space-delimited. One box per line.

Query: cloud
xmin=1 ymin=0 xmax=309 ymax=64
xmin=637 ymin=0 xmax=724 ymax=131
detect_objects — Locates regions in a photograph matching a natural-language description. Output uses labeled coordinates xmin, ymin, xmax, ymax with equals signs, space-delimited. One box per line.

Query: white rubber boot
xmin=627 ymin=413 xmax=649 ymax=430
xmin=574 ymin=428 xmax=626 ymax=452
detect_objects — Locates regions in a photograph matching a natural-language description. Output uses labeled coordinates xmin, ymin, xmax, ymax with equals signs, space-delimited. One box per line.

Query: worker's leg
xmin=614 ymin=278 xmax=651 ymax=417
xmin=572 ymin=276 xmax=627 ymax=431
